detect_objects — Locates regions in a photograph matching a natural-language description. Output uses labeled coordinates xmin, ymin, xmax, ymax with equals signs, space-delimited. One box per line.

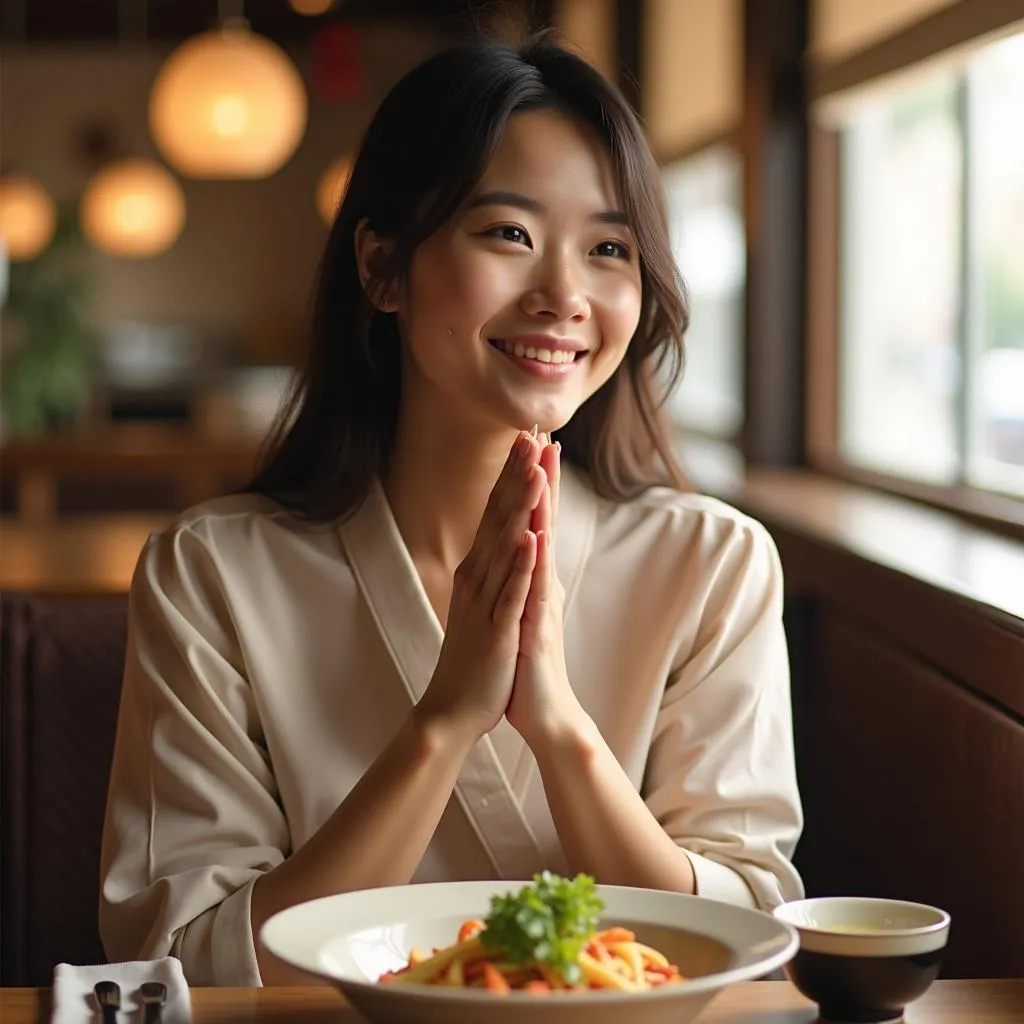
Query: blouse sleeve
xmin=99 ymin=523 xmax=288 ymax=985
xmin=642 ymin=516 xmax=805 ymax=910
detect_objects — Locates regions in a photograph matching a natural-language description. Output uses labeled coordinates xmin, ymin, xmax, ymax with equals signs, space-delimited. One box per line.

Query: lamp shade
xmin=81 ymin=158 xmax=186 ymax=257
xmin=149 ymin=25 xmax=308 ymax=179
xmin=0 ymin=173 xmax=57 ymax=261
xmin=290 ymin=0 xmax=335 ymax=14
xmin=316 ymin=154 xmax=352 ymax=224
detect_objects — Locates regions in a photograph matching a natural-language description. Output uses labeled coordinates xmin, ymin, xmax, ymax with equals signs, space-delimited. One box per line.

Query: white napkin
xmin=52 ymin=957 xmax=191 ymax=1023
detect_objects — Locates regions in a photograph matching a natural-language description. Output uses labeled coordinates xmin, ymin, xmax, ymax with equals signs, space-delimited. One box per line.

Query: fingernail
xmin=530 ymin=423 xmax=538 ymax=438
xmin=554 ymin=441 xmax=561 ymax=454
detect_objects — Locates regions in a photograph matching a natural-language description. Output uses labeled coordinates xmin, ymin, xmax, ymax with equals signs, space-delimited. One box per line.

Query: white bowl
xmin=772 ymin=897 xmax=951 ymax=1023
xmin=261 ymin=880 xmax=799 ymax=1024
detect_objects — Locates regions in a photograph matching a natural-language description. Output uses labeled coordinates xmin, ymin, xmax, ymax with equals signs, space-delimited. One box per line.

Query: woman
xmin=100 ymin=35 xmax=803 ymax=986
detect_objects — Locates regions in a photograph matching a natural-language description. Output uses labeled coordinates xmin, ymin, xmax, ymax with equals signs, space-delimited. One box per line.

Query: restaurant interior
xmin=1 ymin=0 xmax=1022 ymax=1018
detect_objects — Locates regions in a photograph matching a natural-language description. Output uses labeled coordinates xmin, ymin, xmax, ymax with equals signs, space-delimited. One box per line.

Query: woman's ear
xmin=354 ymin=217 xmax=398 ymax=313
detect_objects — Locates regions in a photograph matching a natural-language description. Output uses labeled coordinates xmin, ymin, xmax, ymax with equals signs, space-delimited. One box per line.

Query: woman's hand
xmin=417 ymin=430 xmax=546 ymax=741
xmin=506 ymin=437 xmax=587 ymax=745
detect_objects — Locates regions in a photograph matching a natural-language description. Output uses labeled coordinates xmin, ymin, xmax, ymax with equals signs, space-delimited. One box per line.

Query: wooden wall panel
xmin=767 ymin=519 xmax=1024 ymax=719
xmin=792 ymin=607 xmax=1024 ymax=978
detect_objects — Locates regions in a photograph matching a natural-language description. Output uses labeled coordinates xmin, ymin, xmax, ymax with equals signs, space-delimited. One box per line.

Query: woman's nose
xmin=520 ymin=254 xmax=591 ymax=322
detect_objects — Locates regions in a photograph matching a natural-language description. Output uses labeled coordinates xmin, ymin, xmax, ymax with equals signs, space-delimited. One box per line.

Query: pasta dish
xmin=378 ymin=873 xmax=685 ymax=994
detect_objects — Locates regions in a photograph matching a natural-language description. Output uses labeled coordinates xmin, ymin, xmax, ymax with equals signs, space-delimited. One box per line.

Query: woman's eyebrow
xmin=467 ymin=189 xmax=631 ymax=226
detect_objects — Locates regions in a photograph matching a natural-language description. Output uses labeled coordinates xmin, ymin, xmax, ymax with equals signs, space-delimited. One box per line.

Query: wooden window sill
xmin=716 ymin=468 xmax=1024 ymax=628
xmin=678 ymin=436 xmax=1024 ymax=629
xmin=679 ymin=442 xmax=1024 ymax=717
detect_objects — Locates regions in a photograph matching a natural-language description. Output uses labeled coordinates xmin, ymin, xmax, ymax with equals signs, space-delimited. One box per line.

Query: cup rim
xmin=772 ymin=896 xmax=951 ymax=939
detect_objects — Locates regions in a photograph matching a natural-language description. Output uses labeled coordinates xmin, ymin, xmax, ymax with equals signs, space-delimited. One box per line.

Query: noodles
xmin=379 ymin=924 xmax=685 ymax=994
xmin=375 ymin=873 xmax=686 ymax=995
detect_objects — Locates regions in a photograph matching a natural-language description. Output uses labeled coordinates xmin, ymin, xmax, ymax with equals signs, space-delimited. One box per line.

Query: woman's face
xmin=395 ymin=108 xmax=643 ymax=436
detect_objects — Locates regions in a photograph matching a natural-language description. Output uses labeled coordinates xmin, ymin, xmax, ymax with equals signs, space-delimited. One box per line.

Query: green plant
xmin=1 ymin=206 xmax=95 ymax=436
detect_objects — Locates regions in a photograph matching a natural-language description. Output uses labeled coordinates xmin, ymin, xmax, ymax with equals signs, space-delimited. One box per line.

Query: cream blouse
xmin=99 ymin=467 xmax=804 ymax=985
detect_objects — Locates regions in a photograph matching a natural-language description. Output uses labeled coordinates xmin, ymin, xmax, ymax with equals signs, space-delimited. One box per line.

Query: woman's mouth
xmin=488 ymin=338 xmax=589 ymax=379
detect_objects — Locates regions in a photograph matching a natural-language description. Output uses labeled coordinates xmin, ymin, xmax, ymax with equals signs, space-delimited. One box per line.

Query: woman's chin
xmin=499 ymin=400 xmax=578 ymax=435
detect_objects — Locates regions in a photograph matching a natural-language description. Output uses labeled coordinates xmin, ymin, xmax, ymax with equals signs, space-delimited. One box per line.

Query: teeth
xmin=497 ymin=340 xmax=577 ymax=364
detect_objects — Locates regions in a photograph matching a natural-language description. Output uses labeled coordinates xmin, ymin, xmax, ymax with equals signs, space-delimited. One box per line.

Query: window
xmin=661 ymin=145 xmax=745 ymax=440
xmin=969 ymin=33 xmax=1024 ymax=496
xmin=838 ymin=31 xmax=1024 ymax=499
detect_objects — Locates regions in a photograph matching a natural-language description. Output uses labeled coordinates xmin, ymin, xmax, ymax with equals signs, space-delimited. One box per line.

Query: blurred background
xmin=0 ymin=0 xmax=1021 ymax=520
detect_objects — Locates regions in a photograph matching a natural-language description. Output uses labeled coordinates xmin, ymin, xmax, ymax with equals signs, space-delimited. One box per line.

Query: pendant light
xmin=315 ymin=154 xmax=352 ymax=225
xmin=149 ymin=0 xmax=308 ymax=179
xmin=0 ymin=2 xmax=55 ymax=262
xmin=290 ymin=0 xmax=335 ymax=13
xmin=79 ymin=3 xmax=186 ymax=257
xmin=81 ymin=157 xmax=186 ymax=257
xmin=0 ymin=173 xmax=57 ymax=262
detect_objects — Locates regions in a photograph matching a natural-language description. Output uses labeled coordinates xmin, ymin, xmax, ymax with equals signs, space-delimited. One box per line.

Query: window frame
xmin=802 ymin=2 xmax=1024 ymax=539
xmin=805 ymin=107 xmax=1024 ymax=540
xmin=659 ymin=135 xmax=747 ymax=446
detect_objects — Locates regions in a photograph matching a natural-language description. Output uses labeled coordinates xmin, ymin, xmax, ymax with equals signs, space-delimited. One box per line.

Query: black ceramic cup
xmin=772 ymin=897 xmax=951 ymax=1024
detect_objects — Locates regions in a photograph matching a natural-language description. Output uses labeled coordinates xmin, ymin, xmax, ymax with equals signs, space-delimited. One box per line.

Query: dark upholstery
xmin=1 ymin=592 xmax=128 ymax=987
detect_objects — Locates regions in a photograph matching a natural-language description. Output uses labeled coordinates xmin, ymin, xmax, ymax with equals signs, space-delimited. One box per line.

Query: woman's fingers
xmin=480 ymin=463 xmax=546 ymax=605
xmin=523 ymin=527 xmax=552 ymax=627
xmin=523 ymin=435 xmax=557 ymax=632
xmin=530 ymin=464 xmax=551 ymax=536
xmin=547 ymin=440 xmax=560 ymax=538
xmin=492 ymin=531 xmax=537 ymax=627
xmin=462 ymin=432 xmax=537 ymax=584
xmin=529 ymin=436 xmax=559 ymax=537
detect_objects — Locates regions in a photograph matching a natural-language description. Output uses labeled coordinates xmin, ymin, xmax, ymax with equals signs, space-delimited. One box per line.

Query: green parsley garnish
xmin=480 ymin=871 xmax=605 ymax=985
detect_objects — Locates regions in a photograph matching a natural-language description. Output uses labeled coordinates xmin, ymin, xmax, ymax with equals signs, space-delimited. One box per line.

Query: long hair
xmin=248 ymin=34 xmax=690 ymax=521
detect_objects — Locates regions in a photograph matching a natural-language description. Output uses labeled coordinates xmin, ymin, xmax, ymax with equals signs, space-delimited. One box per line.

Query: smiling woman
xmin=251 ymin=36 xmax=689 ymax=520
xmin=355 ymin=108 xmax=646 ymax=450
xmin=98 ymin=33 xmax=804 ymax=988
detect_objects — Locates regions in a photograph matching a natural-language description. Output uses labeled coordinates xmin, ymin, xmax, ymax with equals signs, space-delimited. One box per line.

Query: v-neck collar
xmin=338 ymin=466 xmax=598 ymax=877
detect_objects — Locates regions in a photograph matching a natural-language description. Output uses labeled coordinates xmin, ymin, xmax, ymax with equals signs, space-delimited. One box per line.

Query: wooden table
xmin=1 ymin=426 xmax=259 ymax=521
xmin=0 ymin=514 xmax=170 ymax=593
xmin=1 ymin=980 xmax=1021 ymax=1022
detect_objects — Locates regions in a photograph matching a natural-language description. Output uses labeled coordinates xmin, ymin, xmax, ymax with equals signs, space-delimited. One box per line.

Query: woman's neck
xmin=382 ymin=402 xmax=521 ymax=575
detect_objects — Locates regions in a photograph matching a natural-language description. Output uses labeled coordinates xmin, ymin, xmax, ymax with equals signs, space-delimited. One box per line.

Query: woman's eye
xmin=489 ymin=225 xmax=531 ymax=246
xmin=593 ymin=240 xmax=631 ymax=259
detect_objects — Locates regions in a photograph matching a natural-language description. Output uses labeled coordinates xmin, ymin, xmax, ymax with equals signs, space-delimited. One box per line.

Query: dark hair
xmin=248 ymin=33 xmax=690 ymax=521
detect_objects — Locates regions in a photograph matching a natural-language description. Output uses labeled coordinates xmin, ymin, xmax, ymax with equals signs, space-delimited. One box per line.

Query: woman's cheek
xmin=408 ymin=237 xmax=479 ymax=309
xmin=458 ymin=251 xmax=523 ymax=308
xmin=598 ymin=275 xmax=643 ymax=347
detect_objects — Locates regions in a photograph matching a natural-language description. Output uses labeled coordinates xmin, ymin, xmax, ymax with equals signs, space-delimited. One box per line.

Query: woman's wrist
xmin=521 ymin=698 xmax=599 ymax=764
xmin=410 ymin=697 xmax=486 ymax=755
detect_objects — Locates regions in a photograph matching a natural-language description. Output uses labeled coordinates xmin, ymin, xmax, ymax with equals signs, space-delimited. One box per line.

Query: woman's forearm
xmin=531 ymin=710 xmax=697 ymax=895
xmin=252 ymin=707 xmax=477 ymax=984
